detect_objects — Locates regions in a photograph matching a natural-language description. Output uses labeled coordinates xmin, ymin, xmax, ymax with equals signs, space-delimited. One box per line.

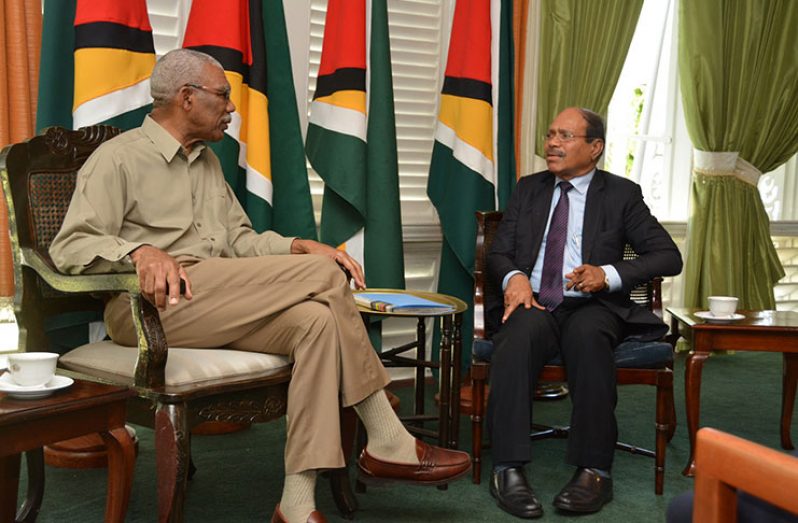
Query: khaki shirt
xmin=50 ymin=116 xmax=295 ymax=274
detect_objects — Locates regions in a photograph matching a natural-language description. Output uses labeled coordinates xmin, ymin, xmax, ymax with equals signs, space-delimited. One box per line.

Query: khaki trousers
xmin=105 ymin=254 xmax=390 ymax=473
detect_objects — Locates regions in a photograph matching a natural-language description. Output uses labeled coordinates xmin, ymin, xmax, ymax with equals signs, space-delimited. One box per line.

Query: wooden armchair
xmin=469 ymin=211 xmax=676 ymax=494
xmin=0 ymin=126 xmax=357 ymax=522
xmin=694 ymin=428 xmax=798 ymax=522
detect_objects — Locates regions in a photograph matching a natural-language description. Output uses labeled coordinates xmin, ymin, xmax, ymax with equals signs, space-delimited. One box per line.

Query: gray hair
xmin=150 ymin=49 xmax=223 ymax=108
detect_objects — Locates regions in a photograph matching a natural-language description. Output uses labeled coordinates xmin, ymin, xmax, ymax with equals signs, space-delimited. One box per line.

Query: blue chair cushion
xmin=473 ymin=338 xmax=672 ymax=369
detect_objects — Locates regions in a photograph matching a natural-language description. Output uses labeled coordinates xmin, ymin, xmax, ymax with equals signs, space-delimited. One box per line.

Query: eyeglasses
xmin=183 ymin=83 xmax=231 ymax=102
xmin=543 ymin=130 xmax=594 ymax=142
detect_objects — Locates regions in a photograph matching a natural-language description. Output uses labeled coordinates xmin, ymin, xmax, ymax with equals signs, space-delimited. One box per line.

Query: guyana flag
xmin=35 ymin=0 xmax=154 ymax=349
xmin=36 ymin=0 xmax=155 ymax=132
xmin=306 ymin=0 xmax=405 ymax=290
xmin=427 ymin=0 xmax=516 ymax=369
xmin=183 ymin=0 xmax=315 ymax=238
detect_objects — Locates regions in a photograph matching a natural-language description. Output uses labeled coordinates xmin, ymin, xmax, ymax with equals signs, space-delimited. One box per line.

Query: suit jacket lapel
xmin=527 ymin=172 xmax=555 ymax=264
xmin=582 ymin=170 xmax=606 ymax=262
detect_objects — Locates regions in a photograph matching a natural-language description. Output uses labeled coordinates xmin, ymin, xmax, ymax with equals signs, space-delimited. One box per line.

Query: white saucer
xmin=0 ymin=374 xmax=74 ymax=399
xmin=695 ymin=311 xmax=745 ymax=323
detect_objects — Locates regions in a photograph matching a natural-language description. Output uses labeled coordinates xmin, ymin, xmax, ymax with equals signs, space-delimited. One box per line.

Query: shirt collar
xmin=555 ymin=168 xmax=595 ymax=195
xmin=141 ymin=115 xmax=206 ymax=163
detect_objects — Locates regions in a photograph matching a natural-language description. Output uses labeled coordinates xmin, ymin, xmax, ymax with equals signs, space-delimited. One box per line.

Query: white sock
xmin=353 ymin=390 xmax=419 ymax=464
xmin=279 ymin=470 xmax=317 ymax=523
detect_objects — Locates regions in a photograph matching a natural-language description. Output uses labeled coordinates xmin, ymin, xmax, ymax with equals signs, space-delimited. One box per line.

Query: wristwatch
xmin=603 ymin=274 xmax=610 ymax=291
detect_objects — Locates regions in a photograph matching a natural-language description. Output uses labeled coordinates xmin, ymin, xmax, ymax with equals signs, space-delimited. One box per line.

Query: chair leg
xmin=187 ymin=455 xmax=197 ymax=481
xmin=354 ymin=419 xmax=367 ymax=494
xmin=328 ymin=469 xmax=356 ymax=521
xmin=782 ymin=353 xmax=797 ymax=450
xmin=328 ymin=406 xmax=358 ymax=519
xmin=471 ymin=363 xmax=488 ymax=485
xmin=155 ymin=403 xmax=190 ymax=523
xmin=667 ymin=390 xmax=678 ymax=443
xmin=654 ymin=370 xmax=673 ymax=495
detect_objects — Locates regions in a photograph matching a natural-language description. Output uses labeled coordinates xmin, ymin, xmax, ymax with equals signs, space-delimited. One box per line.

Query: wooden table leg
xmin=0 ymin=453 xmax=21 ymax=523
xmin=684 ymin=348 xmax=711 ymax=476
xmin=782 ymin=352 xmax=797 ymax=450
xmin=416 ymin=317 xmax=426 ymax=424
xmin=15 ymin=449 xmax=44 ymax=523
xmin=101 ymin=427 xmax=136 ymax=523
xmin=438 ymin=315 xmax=452 ymax=450
xmin=449 ymin=312 xmax=463 ymax=449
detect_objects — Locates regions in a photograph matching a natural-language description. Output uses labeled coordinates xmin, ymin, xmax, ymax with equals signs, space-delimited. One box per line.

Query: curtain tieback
xmin=693 ymin=150 xmax=762 ymax=186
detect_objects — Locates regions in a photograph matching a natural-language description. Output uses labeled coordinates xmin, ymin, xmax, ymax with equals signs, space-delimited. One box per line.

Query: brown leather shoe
xmin=271 ymin=504 xmax=327 ymax=523
xmin=357 ymin=439 xmax=471 ymax=486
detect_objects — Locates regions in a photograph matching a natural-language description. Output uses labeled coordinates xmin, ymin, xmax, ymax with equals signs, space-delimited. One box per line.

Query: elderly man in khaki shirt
xmin=50 ymin=48 xmax=469 ymax=523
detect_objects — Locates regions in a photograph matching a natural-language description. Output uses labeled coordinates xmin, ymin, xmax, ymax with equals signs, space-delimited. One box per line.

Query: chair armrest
xmin=694 ymin=428 xmax=798 ymax=522
xmin=22 ymin=247 xmax=140 ymax=294
xmin=23 ymin=247 xmax=169 ymax=389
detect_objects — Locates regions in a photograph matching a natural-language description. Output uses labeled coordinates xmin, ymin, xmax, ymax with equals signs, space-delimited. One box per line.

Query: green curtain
xmin=535 ymin=0 xmax=643 ymax=155
xmin=680 ymin=0 xmax=798 ymax=310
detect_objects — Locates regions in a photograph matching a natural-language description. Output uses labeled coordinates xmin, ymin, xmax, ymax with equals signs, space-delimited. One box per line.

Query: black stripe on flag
xmin=313 ymin=68 xmax=365 ymax=100
xmin=442 ymin=76 xmax=492 ymax=105
xmin=74 ymin=22 xmax=155 ymax=53
xmin=185 ymin=45 xmax=248 ymax=82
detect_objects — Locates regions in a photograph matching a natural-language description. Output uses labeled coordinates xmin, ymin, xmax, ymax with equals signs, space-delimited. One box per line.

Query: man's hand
xmin=565 ymin=264 xmax=607 ymax=293
xmin=291 ymin=239 xmax=366 ymax=289
xmin=502 ymin=273 xmax=544 ymax=323
xmin=129 ymin=245 xmax=193 ymax=310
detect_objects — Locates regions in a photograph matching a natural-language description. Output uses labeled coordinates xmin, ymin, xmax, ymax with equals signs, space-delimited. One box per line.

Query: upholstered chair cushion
xmin=473 ymin=338 xmax=673 ymax=369
xmin=60 ymin=341 xmax=290 ymax=386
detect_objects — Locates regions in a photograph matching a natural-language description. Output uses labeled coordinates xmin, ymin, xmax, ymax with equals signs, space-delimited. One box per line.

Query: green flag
xmin=36 ymin=0 xmax=155 ymax=132
xmin=427 ymin=0 xmax=516 ymax=370
xmin=183 ymin=0 xmax=316 ymax=238
xmin=306 ymin=0 xmax=405 ymax=290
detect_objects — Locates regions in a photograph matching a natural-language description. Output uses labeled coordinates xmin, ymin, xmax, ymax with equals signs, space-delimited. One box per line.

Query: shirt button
xmin=196 ymin=223 xmax=202 ymax=228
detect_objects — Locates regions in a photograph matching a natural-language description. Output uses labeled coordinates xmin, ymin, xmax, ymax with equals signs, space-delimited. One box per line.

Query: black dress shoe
xmin=553 ymin=468 xmax=613 ymax=513
xmin=490 ymin=467 xmax=543 ymax=519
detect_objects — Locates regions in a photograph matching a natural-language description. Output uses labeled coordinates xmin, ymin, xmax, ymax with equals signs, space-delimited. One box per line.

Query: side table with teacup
xmin=0 ymin=352 xmax=135 ymax=521
xmin=666 ymin=305 xmax=798 ymax=476
xmin=0 ymin=352 xmax=74 ymax=399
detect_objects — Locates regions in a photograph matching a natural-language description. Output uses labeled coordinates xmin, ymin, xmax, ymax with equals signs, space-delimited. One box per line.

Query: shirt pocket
xmin=200 ymin=190 xmax=229 ymax=234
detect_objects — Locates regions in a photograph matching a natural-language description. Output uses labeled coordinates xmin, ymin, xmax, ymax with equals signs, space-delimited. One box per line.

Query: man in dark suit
xmin=486 ymin=107 xmax=682 ymax=518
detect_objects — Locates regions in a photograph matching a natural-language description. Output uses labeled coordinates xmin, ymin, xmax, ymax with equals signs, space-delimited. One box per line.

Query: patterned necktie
xmin=538 ymin=181 xmax=573 ymax=311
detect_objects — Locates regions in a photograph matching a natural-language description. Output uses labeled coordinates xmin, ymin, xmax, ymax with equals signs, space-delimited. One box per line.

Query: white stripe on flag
xmin=308 ymin=100 xmax=367 ymax=142
xmin=72 ymin=78 xmax=152 ymax=128
xmin=226 ymin=111 xmax=243 ymax=142
xmin=246 ymin=165 xmax=273 ymax=205
xmin=224 ymin=112 xmax=273 ymax=205
xmin=435 ymin=121 xmax=494 ymax=181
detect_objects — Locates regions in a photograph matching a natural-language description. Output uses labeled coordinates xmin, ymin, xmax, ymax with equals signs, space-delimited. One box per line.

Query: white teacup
xmin=6 ymin=352 xmax=59 ymax=387
xmin=708 ymin=296 xmax=738 ymax=318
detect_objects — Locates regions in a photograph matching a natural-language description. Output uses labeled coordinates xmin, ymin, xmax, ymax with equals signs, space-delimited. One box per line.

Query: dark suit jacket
xmin=486 ymin=169 xmax=683 ymax=340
